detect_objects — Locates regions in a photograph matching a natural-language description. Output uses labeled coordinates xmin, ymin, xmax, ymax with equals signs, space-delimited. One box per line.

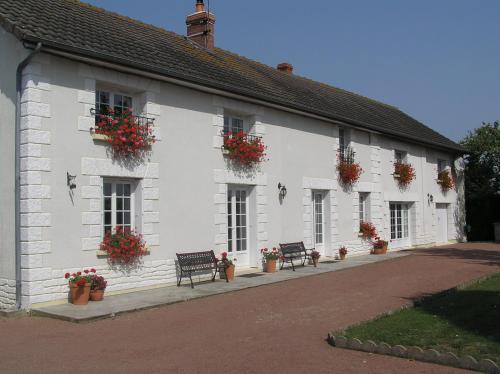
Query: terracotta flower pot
xmin=339 ymin=253 xmax=346 ymax=260
xmin=90 ymin=289 xmax=105 ymax=302
xmin=224 ymin=265 xmax=235 ymax=281
xmin=372 ymin=244 xmax=388 ymax=255
xmin=312 ymin=258 xmax=319 ymax=267
xmin=265 ymin=259 xmax=277 ymax=273
xmin=69 ymin=282 xmax=91 ymax=305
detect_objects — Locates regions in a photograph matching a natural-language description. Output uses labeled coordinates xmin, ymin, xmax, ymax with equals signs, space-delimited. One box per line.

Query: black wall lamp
xmin=427 ymin=193 xmax=434 ymax=204
xmin=278 ymin=183 xmax=287 ymax=199
xmin=67 ymin=172 xmax=77 ymax=190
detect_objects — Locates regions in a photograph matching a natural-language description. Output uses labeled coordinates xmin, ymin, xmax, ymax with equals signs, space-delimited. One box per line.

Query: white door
xmin=227 ymin=187 xmax=250 ymax=267
xmin=390 ymin=203 xmax=411 ymax=248
xmin=313 ymin=192 xmax=325 ymax=254
xmin=436 ymin=204 xmax=448 ymax=244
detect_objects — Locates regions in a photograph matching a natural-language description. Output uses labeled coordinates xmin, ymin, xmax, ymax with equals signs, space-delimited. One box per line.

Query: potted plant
xmin=338 ymin=246 xmax=348 ymax=260
xmin=65 ymin=269 xmax=94 ymax=305
xmin=310 ymin=250 xmax=321 ymax=267
xmin=337 ymin=149 xmax=363 ymax=187
xmin=261 ymin=247 xmax=280 ymax=273
xmin=90 ymin=271 xmax=107 ymax=301
xmin=100 ymin=227 xmax=147 ymax=264
xmin=437 ymin=170 xmax=454 ymax=192
xmin=223 ymin=131 xmax=267 ymax=167
xmin=372 ymin=237 xmax=389 ymax=255
xmin=359 ymin=222 xmax=378 ymax=240
xmin=93 ymin=108 xmax=155 ymax=157
xmin=393 ymin=161 xmax=416 ymax=188
xmin=218 ymin=252 xmax=236 ymax=281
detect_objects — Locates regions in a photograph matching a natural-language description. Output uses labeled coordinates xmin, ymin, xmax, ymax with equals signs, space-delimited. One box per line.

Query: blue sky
xmin=85 ymin=0 xmax=499 ymax=142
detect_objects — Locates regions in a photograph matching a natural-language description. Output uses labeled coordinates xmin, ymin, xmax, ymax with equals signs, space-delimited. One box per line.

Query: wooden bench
xmin=279 ymin=242 xmax=314 ymax=271
xmin=176 ymin=250 xmax=227 ymax=288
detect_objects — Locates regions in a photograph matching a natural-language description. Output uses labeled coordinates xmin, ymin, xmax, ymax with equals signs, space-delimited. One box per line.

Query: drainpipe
xmin=15 ymin=42 xmax=42 ymax=310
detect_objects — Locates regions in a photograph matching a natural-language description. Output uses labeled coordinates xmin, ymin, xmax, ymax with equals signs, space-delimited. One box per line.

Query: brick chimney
xmin=186 ymin=0 xmax=216 ymax=49
xmin=277 ymin=63 xmax=293 ymax=74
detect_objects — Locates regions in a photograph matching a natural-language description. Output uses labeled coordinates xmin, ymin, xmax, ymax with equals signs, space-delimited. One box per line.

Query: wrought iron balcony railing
xmin=91 ymin=108 xmax=155 ymax=130
xmin=339 ymin=146 xmax=356 ymax=164
xmin=221 ymin=130 xmax=262 ymax=143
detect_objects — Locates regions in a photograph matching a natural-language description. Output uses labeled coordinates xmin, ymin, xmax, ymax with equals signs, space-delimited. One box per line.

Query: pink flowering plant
xmin=338 ymin=246 xmax=348 ymax=256
xmin=310 ymin=250 xmax=321 ymax=260
xmin=218 ymin=251 xmax=237 ymax=269
xmin=260 ymin=247 xmax=280 ymax=261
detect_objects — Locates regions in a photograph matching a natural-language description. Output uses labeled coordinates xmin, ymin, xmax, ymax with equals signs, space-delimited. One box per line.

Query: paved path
xmin=32 ymin=251 xmax=409 ymax=322
xmin=1 ymin=243 xmax=499 ymax=373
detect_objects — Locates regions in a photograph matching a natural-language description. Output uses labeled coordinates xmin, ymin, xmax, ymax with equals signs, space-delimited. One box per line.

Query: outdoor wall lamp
xmin=427 ymin=193 xmax=434 ymax=204
xmin=67 ymin=172 xmax=77 ymax=190
xmin=278 ymin=183 xmax=287 ymax=199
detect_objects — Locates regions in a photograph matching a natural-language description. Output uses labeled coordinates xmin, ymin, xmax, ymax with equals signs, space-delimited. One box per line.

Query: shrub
xmin=338 ymin=246 xmax=348 ymax=256
xmin=223 ymin=131 xmax=266 ymax=166
xmin=394 ymin=161 xmax=416 ymax=187
xmin=359 ymin=222 xmax=378 ymax=240
xmin=437 ymin=170 xmax=454 ymax=192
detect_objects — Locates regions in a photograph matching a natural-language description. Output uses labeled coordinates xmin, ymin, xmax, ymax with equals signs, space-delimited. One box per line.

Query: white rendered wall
xmin=16 ymin=54 xmax=465 ymax=307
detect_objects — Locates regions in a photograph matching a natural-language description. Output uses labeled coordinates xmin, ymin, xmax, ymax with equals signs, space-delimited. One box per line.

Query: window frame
xmin=95 ymin=89 xmax=133 ymax=115
xmin=394 ymin=150 xmax=407 ymax=163
xmin=359 ymin=192 xmax=370 ymax=224
xmin=223 ymin=114 xmax=250 ymax=135
xmin=102 ymin=179 xmax=138 ymax=238
xmin=390 ymin=203 xmax=409 ymax=241
xmin=437 ymin=159 xmax=448 ymax=173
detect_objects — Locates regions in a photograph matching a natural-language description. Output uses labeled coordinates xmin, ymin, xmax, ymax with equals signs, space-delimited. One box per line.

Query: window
xmin=223 ymin=115 xmax=245 ymax=135
xmin=339 ymin=127 xmax=350 ymax=158
xmin=437 ymin=159 xmax=448 ymax=173
xmin=395 ymin=150 xmax=406 ymax=163
xmin=359 ymin=193 xmax=370 ymax=223
xmin=313 ymin=192 xmax=324 ymax=245
xmin=95 ymin=90 xmax=133 ymax=116
xmin=390 ymin=203 xmax=409 ymax=240
xmin=103 ymin=180 xmax=136 ymax=237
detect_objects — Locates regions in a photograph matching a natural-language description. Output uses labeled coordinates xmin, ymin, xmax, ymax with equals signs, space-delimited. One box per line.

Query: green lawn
xmin=342 ymin=273 xmax=500 ymax=364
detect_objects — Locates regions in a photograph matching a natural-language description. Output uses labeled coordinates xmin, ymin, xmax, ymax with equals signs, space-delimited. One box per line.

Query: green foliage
xmin=342 ymin=273 xmax=500 ymax=364
xmin=460 ymin=122 xmax=500 ymax=240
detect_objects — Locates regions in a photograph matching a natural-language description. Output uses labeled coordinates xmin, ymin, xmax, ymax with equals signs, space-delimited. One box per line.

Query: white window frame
xmin=437 ymin=159 xmax=448 ymax=173
xmin=359 ymin=192 xmax=370 ymax=224
xmin=223 ymin=114 xmax=250 ymax=135
xmin=394 ymin=150 xmax=407 ymax=163
xmin=95 ymin=89 xmax=133 ymax=114
xmin=102 ymin=179 xmax=137 ymax=237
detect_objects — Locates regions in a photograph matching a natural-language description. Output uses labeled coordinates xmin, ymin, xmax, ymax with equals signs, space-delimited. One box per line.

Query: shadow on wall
xmin=416 ymin=245 xmax=500 ymax=268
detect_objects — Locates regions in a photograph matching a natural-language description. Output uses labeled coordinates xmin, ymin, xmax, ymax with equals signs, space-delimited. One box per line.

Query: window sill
xmin=96 ymin=247 xmax=151 ymax=257
xmin=91 ymin=133 xmax=109 ymax=141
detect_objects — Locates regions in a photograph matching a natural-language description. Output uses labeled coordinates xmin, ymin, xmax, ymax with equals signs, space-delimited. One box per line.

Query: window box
xmin=222 ymin=131 xmax=266 ymax=166
xmin=96 ymin=247 xmax=150 ymax=257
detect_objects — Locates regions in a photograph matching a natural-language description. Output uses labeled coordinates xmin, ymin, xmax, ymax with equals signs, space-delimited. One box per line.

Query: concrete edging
xmin=327 ymin=334 xmax=499 ymax=373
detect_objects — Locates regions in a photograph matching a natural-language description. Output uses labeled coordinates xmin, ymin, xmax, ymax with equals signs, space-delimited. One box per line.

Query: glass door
xmin=227 ymin=187 xmax=250 ymax=266
xmin=390 ymin=203 xmax=410 ymax=248
xmin=313 ymin=192 xmax=325 ymax=254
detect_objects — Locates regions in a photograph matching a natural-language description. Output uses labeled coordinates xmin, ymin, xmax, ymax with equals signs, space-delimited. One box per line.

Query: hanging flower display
xmin=94 ymin=108 xmax=155 ymax=157
xmin=437 ymin=170 xmax=454 ymax=192
xmin=359 ymin=222 xmax=378 ymax=240
xmin=337 ymin=148 xmax=363 ymax=186
xmin=393 ymin=161 xmax=416 ymax=188
xmin=223 ymin=131 xmax=266 ymax=167
xmin=100 ymin=227 xmax=147 ymax=264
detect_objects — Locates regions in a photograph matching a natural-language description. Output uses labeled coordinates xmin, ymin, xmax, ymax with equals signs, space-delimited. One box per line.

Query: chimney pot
xmin=277 ymin=63 xmax=293 ymax=74
xmin=195 ymin=0 xmax=205 ymax=12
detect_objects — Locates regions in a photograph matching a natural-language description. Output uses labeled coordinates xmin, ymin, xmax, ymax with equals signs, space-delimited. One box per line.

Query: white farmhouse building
xmin=0 ymin=0 xmax=466 ymax=310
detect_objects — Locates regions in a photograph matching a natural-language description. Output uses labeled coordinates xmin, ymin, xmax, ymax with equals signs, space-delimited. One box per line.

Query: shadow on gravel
xmin=416 ymin=246 xmax=500 ymax=267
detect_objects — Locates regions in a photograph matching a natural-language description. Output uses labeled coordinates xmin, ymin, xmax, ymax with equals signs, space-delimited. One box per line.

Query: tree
xmin=460 ymin=121 xmax=500 ymax=240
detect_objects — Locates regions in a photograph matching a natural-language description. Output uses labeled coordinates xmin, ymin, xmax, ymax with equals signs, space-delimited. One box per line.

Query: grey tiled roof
xmin=0 ymin=0 xmax=463 ymax=152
